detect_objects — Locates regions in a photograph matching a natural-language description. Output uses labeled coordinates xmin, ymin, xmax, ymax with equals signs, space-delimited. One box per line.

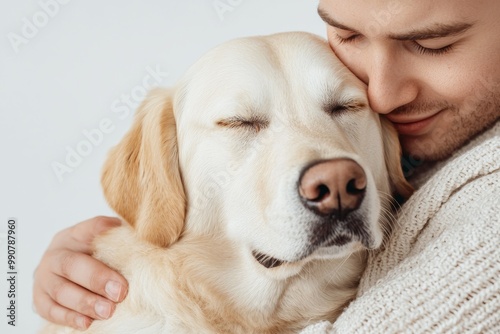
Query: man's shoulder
xmin=371 ymin=121 xmax=499 ymax=269
xmin=420 ymin=169 xmax=499 ymax=242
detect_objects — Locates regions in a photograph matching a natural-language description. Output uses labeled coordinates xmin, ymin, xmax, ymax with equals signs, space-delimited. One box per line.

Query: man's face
xmin=318 ymin=0 xmax=500 ymax=161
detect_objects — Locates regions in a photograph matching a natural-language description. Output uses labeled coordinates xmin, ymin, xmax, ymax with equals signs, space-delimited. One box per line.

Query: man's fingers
xmin=47 ymin=276 xmax=117 ymax=320
xmin=52 ymin=216 xmax=122 ymax=253
xmin=52 ymin=250 xmax=128 ymax=302
xmin=70 ymin=216 xmax=122 ymax=244
xmin=35 ymin=292 xmax=92 ymax=330
xmin=33 ymin=216 xmax=128 ymax=326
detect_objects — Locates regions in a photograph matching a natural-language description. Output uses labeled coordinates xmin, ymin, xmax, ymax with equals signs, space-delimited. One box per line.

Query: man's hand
xmin=33 ymin=216 xmax=129 ymax=330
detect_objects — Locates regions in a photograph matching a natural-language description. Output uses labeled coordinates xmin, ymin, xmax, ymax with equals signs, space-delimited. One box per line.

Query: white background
xmin=0 ymin=0 xmax=324 ymax=332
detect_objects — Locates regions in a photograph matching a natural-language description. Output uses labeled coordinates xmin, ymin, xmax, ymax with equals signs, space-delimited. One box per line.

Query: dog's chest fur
xmin=69 ymin=225 xmax=364 ymax=334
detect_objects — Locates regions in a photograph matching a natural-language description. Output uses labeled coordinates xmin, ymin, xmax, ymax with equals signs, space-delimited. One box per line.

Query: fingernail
xmin=76 ymin=315 xmax=89 ymax=330
xmin=95 ymin=300 xmax=112 ymax=319
xmin=105 ymin=280 xmax=122 ymax=302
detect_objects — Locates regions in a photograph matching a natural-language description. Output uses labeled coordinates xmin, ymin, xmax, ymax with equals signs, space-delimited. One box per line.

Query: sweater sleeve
xmin=300 ymin=171 xmax=500 ymax=334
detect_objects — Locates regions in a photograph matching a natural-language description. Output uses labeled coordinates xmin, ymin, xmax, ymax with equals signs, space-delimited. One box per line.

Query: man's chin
xmin=400 ymin=135 xmax=457 ymax=163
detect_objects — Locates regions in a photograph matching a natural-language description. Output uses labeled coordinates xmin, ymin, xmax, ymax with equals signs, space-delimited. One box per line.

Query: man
xmin=33 ymin=0 xmax=500 ymax=332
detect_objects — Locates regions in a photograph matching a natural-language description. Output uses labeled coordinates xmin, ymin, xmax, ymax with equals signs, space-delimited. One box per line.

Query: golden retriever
xmin=41 ymin=32 xmax=412 ymax=334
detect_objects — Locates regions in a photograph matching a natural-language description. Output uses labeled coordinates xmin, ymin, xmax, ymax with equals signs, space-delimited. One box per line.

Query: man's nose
xmin=365 ymin=50 xmax=419 ymax=114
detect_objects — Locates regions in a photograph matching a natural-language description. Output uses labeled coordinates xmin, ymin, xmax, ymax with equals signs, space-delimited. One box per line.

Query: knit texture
xmin=301 ymin=120 xmax=500 ymax=334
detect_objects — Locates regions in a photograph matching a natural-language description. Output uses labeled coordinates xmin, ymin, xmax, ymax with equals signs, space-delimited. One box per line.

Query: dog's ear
xmin=101 ymin=88 xmax=186 ymax=247
xmin=380 ymin=116 xmax=414 ymax=200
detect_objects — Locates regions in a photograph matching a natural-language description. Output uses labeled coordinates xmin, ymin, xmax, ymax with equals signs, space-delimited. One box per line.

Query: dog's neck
xmin=96 ymin=223 xmax=363 ymax=333
xmin=167 ymin=224 xmax=364 ymax=333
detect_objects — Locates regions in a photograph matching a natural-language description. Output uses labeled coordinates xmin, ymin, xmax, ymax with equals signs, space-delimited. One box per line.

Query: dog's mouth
xmin=251 ymin=234 xmax=363 ymax=269
xmin=323 ymin=234 xmax=354 ymax=247
xmin=252 ymin=250 xmax=287 ymax=269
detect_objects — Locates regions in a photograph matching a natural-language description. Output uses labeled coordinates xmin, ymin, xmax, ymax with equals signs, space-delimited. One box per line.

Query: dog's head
xmin=102 ymin=32 xmax=412 ymax=276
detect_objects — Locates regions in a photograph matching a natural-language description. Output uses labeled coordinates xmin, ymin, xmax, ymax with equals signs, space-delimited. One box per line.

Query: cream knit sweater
xmin=301 ymin=120 xmax=500 ymax=334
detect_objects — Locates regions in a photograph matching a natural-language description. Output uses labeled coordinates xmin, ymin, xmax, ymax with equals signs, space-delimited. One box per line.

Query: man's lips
xmin=387 ymin=110 xmax=443 ymax=136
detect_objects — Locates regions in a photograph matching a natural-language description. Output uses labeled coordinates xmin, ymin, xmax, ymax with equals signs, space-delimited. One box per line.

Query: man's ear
xmin=380 ymin=116 xmax=414 ymax=200
xmin=101 ymin=88 xmax=186 ymax=247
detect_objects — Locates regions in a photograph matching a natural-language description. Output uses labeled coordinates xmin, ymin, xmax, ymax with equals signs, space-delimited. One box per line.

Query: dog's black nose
xmin=299 ymin=159 xmax=366 ymax=220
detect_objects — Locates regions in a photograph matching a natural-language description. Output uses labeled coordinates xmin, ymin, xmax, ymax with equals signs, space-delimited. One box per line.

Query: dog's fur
xmin=42 ymin=32 xmax=412 ymax=334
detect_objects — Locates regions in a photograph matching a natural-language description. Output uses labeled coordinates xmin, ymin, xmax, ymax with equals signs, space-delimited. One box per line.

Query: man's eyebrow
xmin=317 ymin=7 xmax=358 ymax=32
xmin=318 ymin=6 xmax=473 ymax=41
xmin=388 ymin=22 xmax=474 ymax=40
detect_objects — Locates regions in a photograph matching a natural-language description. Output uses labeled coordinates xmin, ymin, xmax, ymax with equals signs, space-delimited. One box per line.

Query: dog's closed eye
xmin=216 ymin=116 xmax=269 ymax=132
xmin=325 ymin=100 xmax=368 ymax=116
